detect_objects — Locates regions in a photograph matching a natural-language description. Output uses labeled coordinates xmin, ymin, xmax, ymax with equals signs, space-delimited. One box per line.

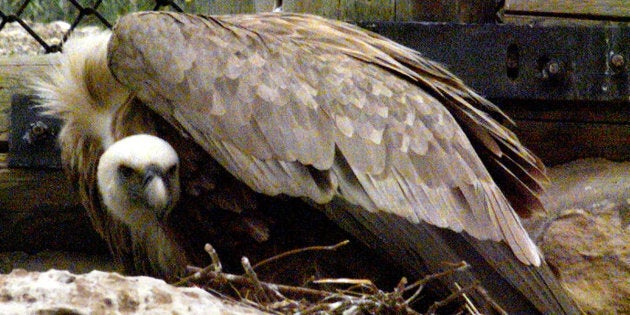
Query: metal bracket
xmin=8 ymin=94 xmax=62 ymax=169
xmin=360 ymin=22 xmax=629 ymax=103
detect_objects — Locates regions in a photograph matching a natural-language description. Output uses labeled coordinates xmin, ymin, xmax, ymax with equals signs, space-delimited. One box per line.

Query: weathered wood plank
xmin=397 ymin=0 xmax=499 ymax=22
xmin=196 ymin=0 xmax=256 ymax=14
xmin=0 ymin=156 xmax=77 ymax=212
xmin=513 ymin=120 xmax=630 ymax=166
xmin=504 ymin=102 xmax=630 ymax=124
xmin=0 ymin=153 xmax=106 ymax=253
xmin=340 ymin=0 xmax=396 ymax=21
xmin=157 ymin=0 xmax=276 ymax=15
xmin=505 ymin=0 xmax=629 ymax=19
xmin=0 ymin=54 xmax=59 ymax=148
xmin=283 ymin=0 xmax=499 ymax=22
xmin=504 ymin=102 xmax=630 ymax=165
xmin=283 ymin=0 xmax=342 ymax=20
xmin=503 ymin=15 xmax=627 ymax=26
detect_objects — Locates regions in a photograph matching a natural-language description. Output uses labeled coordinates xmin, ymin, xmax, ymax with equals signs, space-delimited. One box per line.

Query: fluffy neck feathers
xmin=34 ymin=31 xmax=130 ymax=149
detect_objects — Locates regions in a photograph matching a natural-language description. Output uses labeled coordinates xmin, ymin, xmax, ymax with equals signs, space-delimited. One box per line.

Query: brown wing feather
xmin=108 ymin=11 xmax=541 ymax=265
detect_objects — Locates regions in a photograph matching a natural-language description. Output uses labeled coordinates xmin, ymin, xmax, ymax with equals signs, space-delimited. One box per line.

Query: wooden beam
xmin=0 ymin=153 xmax=107 ymax=253
xmin=503 ymin=15 xmax=628 ymax=26
xmin=197 ymin=0 xmax=255 ymax=14
xmin=0 ymin=155 xmax=76 ymax=212
xmin=513 ymin=120 xmax=630 ymax=166
xmin=340 ymin=0 xmax=396 ymax=22
xmin=283 ymin=0 xmax=342 ymax=20
xmin=283 ymin=0 xmax=499 ymax=22
xmin=503 ymin=102 xmax=630 ymax=124
xmin=504 ymin=102 xmax=630 ymax=165
xmin=398 ymin=0 xmax=499 ymax=23
xmin=505 ymin=0 xmax=630 ymax=22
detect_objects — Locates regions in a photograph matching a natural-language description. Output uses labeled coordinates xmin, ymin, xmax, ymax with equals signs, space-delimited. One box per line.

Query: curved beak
xmin=142 ymin=167 xmax=160 ymax=188
xmin=143 ymin=166 xmax=171 ymax=220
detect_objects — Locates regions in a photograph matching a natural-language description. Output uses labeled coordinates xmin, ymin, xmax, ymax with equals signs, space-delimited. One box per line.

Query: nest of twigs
xmin=175 ymin=241 xmax=502 ymax=314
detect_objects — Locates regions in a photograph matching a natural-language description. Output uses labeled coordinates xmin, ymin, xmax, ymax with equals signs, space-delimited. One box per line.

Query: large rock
xmin=525 ymin=158 xmax=630 ymax=314
xmin=0 ymin=269 xmax=266 ymax=314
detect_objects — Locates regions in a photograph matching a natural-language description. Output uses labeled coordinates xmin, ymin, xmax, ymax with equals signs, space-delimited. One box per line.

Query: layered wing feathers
xmin=108 ymin=11 xmax=543 ymax=265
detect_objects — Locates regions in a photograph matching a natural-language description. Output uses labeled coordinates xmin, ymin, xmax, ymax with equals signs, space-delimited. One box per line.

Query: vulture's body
xmin=34 ymin=11 xmax=579 ymax=313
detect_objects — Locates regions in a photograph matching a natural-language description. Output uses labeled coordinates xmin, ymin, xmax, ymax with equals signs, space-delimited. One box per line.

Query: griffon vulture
xmin=33 ymin=11 xmax=580 ymax=313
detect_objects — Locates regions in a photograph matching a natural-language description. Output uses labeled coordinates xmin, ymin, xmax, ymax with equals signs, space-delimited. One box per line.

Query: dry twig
xmin=175 ymin=241 xmax=487 ymax=314
xmin=252 ymin=239 xmax=350 ymax=269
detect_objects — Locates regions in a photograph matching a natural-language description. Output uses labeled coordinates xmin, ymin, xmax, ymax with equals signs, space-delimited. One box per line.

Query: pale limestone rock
xmin=524 ymin=158 xmax=630 ymax=314
xmin=0 ymin=269 xmax=266 ymax=314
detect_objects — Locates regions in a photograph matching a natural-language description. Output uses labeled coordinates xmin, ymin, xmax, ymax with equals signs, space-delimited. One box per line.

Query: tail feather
xmin=325 ymin=197 xmax=582 ymax=314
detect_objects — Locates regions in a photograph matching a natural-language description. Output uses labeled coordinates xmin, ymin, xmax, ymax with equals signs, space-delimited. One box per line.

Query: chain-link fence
xmin=0 ymin=0 xmax=187 ymax=54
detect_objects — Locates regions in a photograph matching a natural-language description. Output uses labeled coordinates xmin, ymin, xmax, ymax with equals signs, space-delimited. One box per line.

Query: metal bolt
xmin=22 ymin=121 xmax=52 ymax=144
xmin=547 ymin=62 xmax=560 ymax=75
xmin=542 ymin=60 xmax=563 ymax=80
xmin=506 ymin=58 xmax=518 ymax=69
xmin=506 ymin=43 xmax=520 ymax=80
xmin=31 ymin=121 xmax=47 ymax=136
xmin=611 ymin=54 xmax=625 ymax=71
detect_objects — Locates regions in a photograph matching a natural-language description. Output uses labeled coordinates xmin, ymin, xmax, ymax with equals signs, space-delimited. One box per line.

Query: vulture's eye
xmin=119 ymin=165 xmax=135 ymax=178
xmin=166 ymin=165 xmax=178 ymax=176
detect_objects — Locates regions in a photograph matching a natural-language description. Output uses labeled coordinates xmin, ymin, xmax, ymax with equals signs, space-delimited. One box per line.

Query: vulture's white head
xmin=97 ymin=134 xmax=180 ymax=228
